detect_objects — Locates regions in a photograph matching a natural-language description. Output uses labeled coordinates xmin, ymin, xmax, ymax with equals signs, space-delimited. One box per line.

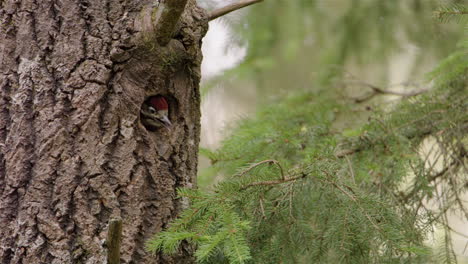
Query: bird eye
xmin=149 ymin=106 xmax=156 ymax=114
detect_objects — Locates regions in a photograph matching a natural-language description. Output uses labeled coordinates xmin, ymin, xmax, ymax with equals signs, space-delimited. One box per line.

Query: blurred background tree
xmin=148 ymin=0 xmax=467 ymax=263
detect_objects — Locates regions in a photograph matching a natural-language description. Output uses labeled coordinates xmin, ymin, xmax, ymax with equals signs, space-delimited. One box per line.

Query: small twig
xmin=240 ymin=174 xmax=306 ymax=190
xmin=400 ymin=159 xmax=462 ymax=203
xmin=321 ymin=170 xmax=381 ymax=232
xmin=238 ymin=159 xmax=285 ymax=180
xmin=275 ymin=161 xmax=286 ymax=180
xmin=356 ymin=80 xmax=429 ymax=96
xmin=259 ymin=196 xmax=266 ymax=219
xmin=335 ymin=148 xmax=360 ymax=158
xmin=434 ymin=10 xmax=468 ymax=21
xmin=335 ymin=110 xmax=450 ymax=159
xmin=343 ymin=80 xmax=428 ymax=103
xmin=340 ymin=210 xmax=349 ymax=250
xmin=288 ymin=185 xmax=294 ymax=218
xmin=446 ymin=225 xmax=468 ymax=239
xmin=208 ymin=0 xmax=264 ymax=21
xmin=448 ymin=176 xmax=468 ymax=220
xmin=107 ymin=218 xmax=123 ymax=264
xmin=344 ymin=155 xmax=356 ymax=184
xmin=436 ymin=11 xmax=468 ymax=15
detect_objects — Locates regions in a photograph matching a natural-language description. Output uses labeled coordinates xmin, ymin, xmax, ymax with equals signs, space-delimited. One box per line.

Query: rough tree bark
xmin=0 ymin=0 xmax=207 ymax=263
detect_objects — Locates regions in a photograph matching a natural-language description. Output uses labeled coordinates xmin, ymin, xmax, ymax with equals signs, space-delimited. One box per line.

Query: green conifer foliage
xmin=147 ymin=1 xmax=467 ymax=263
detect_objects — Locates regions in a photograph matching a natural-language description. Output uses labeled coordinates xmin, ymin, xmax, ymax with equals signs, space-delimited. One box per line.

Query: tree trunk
xmin=0 ymin=0 xmax=207 ymax=263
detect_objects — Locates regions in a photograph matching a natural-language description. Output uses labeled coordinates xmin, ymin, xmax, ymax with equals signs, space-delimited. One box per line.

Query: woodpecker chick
xmin=141 ymin=96 xmax=172 ymax=130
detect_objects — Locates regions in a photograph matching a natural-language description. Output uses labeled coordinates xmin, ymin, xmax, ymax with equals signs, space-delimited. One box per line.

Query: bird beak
xmin=160 ymin=115 xmax=172 ymax=128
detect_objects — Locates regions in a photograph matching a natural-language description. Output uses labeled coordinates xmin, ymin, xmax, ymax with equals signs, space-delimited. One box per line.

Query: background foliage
xmin=148 ymin=0 xmax=467 ymax=263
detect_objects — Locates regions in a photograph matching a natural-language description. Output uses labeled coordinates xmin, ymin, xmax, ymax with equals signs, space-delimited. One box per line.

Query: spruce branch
xmin=344 ymin=80 xmax=429 ymax=103
xmin=434 ymin=4 xmax=468 ymax=23
xmin=448 ymin=176 xmax=468 ymax=220
xmin=153 ymin=0 xmax=188 ymax=46
xmin=400 ymin=151 xmax=466 ymax=203
xmin=208 ymin=0 xmax=264 ymax=21
xmin=435 ymin=10 xmax=468 ymax=16
xmin=321 ymin=170 xmax=382 ymax=232
xmin=335 ymin=108 xmax=456 ymax=158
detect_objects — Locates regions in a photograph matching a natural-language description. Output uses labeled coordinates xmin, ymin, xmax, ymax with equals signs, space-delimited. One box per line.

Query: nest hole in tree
xmin=140 ymin=94 xmax=177 ymax=131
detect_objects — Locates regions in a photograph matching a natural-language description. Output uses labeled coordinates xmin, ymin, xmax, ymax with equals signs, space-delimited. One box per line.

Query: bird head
xmin=141 ymin=96 xmax=172 ymax=129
